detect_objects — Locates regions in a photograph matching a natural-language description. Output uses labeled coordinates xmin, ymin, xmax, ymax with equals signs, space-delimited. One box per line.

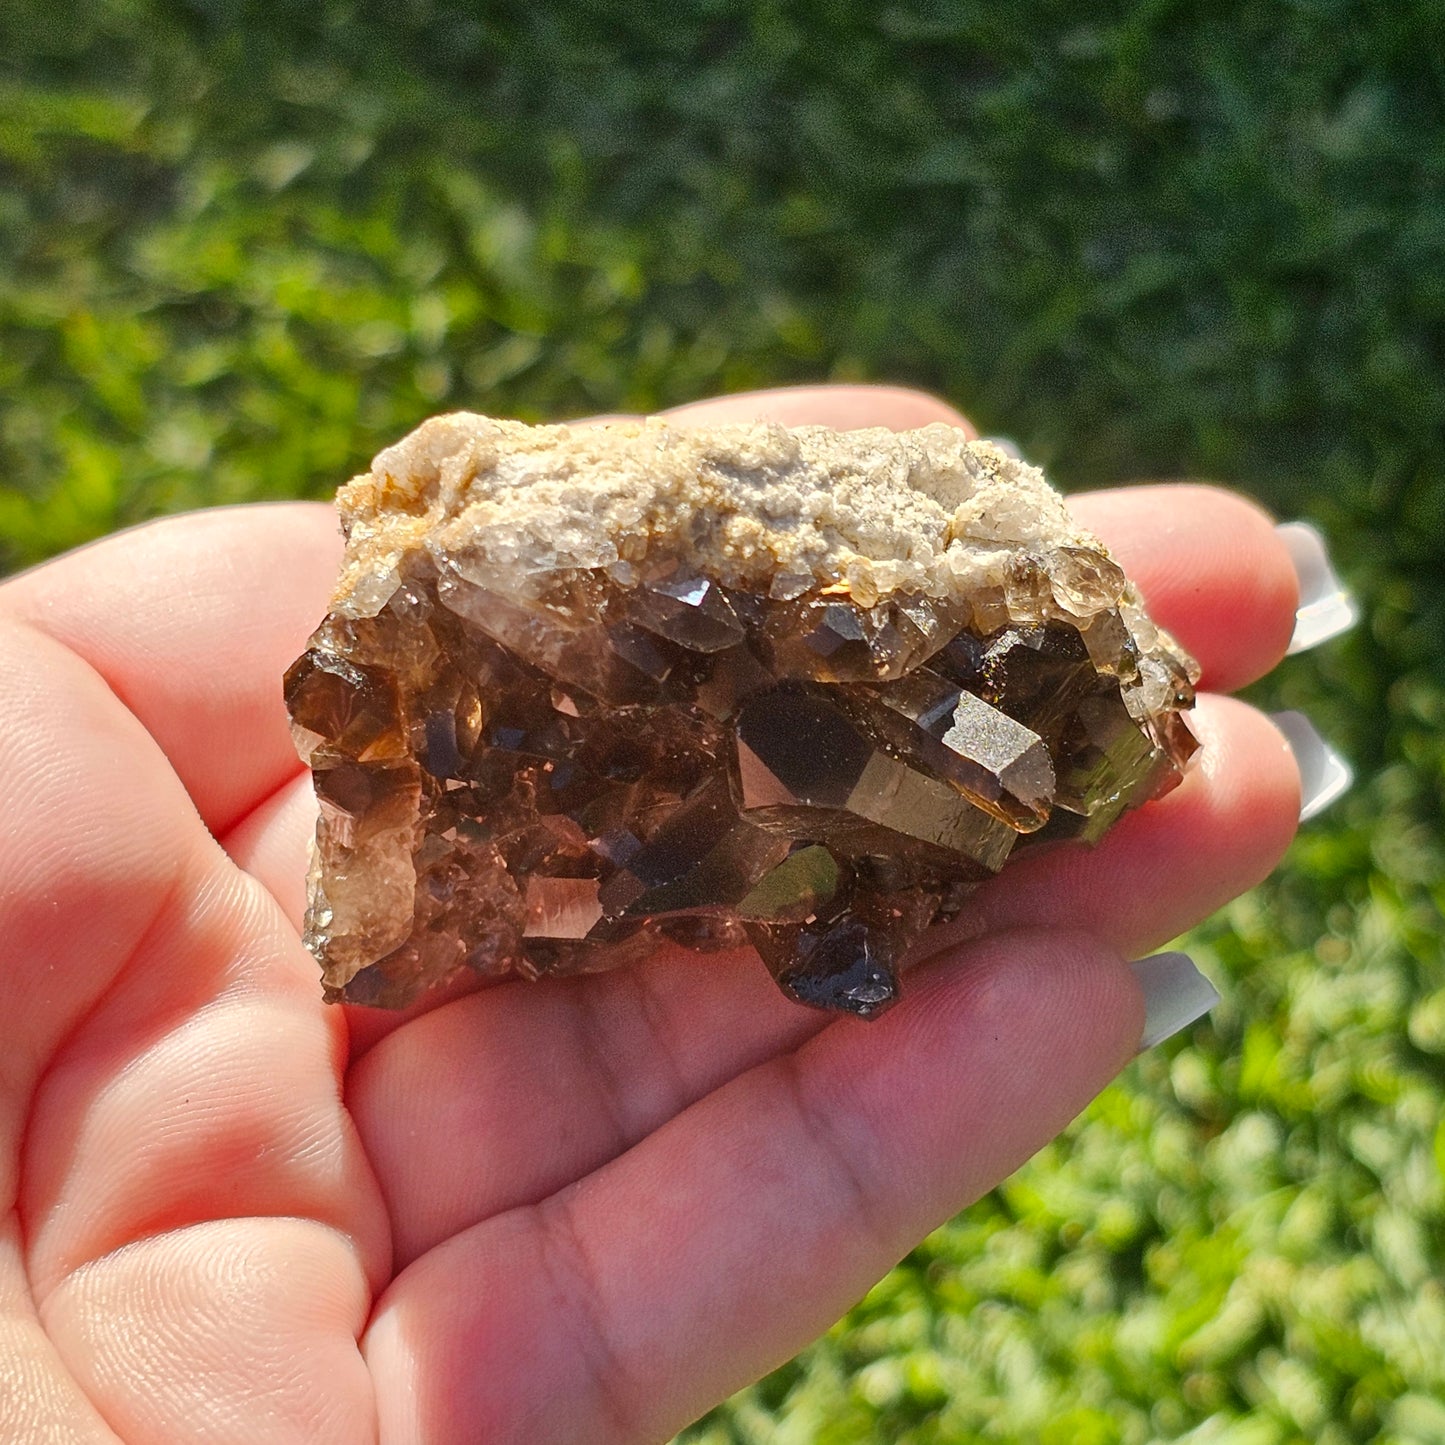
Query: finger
xmin=0 ymin=621 xmax=212 ymax=1215
xmin=918 ymin=693 xmax=1302 ymax=962
xmin=1069 ymin=484 xmax=1297 ymax=692
xmin=661 ymin=382 xmax=977 ymax=433
xmin=22 ymin=889 xmax=387 ymax=1300
xmin=0 ymin=1218 xmax=119 ymax=1442
xmin=40 ymin=1219 xmax=374 ymax=1445
xmin=364 ymin=929 xmax=1142 ymax=1445
xmin=0 ymin=502 xmax=339 ymax=836
xmin=221 ymin=772 xmax=316 ymax=932
xmin=347 ymin=947 xmax=828 ymax=1268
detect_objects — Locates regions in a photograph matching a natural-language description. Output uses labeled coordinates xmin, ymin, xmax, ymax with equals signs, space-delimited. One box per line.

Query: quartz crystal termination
xmin=285 ymin=415 xmax=1199 ymax=1019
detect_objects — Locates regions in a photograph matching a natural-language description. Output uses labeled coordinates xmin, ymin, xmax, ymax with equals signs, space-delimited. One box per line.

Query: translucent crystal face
xmin=286 ymin=550 xmax=1197 ymax=1019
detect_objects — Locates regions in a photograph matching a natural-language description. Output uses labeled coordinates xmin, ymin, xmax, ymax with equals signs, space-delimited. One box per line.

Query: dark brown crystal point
xmin=286 ymin=415 xmax=1199 ymax=1018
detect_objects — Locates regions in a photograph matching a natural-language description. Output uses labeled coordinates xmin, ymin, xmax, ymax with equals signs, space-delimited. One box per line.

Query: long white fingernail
xmin=1132 ymin=951 xmax=1220 ymax=1050
xmin=1278 ymin=522 xmax=1359 ymax=654
xmin=1270 ymin=710 xmax=1354 ymax=820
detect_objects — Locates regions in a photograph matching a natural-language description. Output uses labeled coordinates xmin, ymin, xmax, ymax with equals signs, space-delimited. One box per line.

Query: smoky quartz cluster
xmin=286 ymin=415 xmax=1198 ymax=1018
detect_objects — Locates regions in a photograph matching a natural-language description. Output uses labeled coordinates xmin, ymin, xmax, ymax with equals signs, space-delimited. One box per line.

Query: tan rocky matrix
xmin=285 ymin=414 xmax=1199 ymax=1016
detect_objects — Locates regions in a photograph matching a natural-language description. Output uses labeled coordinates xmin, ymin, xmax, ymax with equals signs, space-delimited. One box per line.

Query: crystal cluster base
xmin=286 ymin=417 xmax=1198 ymax=1018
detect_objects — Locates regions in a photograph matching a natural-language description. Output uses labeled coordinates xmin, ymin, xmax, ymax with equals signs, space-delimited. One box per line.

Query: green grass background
xmin=3 ymin=4 xmax=1443 ymax=1440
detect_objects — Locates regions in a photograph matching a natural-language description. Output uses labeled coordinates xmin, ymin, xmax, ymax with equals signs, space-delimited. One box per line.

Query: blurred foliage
xmin=2 ymin=1 xmax=1443 ymax=1440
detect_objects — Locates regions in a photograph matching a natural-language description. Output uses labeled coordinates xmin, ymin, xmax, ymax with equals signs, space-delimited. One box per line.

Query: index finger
xmin=1068 ymin=484 xmax=1298 ymax=694
xmin=0 ymin=502 xmax=339 ymax=835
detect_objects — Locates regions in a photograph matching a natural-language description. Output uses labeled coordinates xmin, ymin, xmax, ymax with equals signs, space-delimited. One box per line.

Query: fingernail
xmin=1132 ymin=951 xmax=1220 ymax=1050
xmin=1277 ymin=522 xmax=1359 ymax=654
xmin=981 ymin=435 xmax=1025 ymax=461
xmin=1270 ymin=710 xmax=1354 ymax=820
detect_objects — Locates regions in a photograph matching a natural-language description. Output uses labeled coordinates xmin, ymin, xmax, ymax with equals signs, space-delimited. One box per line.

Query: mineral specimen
xmin=286 ymin=415 xmax=1198 ymax=1018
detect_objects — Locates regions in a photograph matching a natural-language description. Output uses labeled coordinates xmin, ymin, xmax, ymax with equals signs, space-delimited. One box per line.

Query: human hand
xmin=0 ymin=387 xmax=1305 ymax=1443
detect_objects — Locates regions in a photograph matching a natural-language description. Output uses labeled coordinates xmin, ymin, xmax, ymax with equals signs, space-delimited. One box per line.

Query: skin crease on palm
xmin=0 ymin=386 xmax=1304 ymax=1445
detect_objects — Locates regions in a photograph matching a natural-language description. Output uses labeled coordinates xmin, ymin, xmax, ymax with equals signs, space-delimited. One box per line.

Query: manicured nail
xmin=1270 ymin=710 xmax=1354 ymax=820
xmin=1132 ymin=951 xmax=1220 ymax=1050
xmin=1277 ymin=522 xmax=1359 ymax=654
xmin=981 ymin=435 xmax=1025 ymax=461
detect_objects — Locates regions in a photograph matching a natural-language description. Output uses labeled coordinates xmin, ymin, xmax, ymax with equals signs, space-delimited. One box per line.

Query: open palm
xmin=0 ymin=388 xmax=1302 ymax=1444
